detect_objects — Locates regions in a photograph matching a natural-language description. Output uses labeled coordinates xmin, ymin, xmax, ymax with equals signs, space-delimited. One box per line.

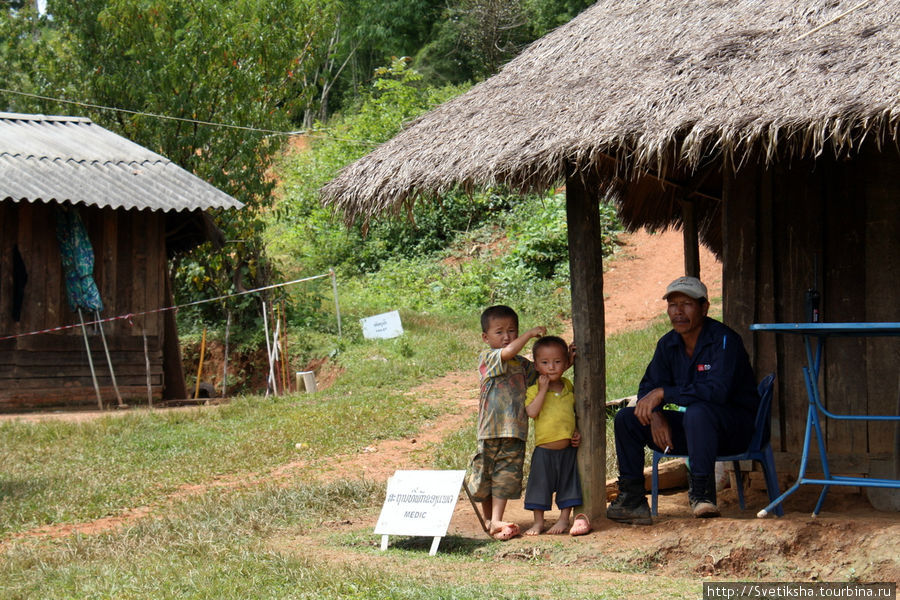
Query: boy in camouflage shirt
xmin=466 ymin=305 xmax=545 ymax=540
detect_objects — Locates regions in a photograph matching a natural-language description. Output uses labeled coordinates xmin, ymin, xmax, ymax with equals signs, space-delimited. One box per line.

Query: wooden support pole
xmin=566 ymin=166 xmax=608 ymax=521
xmin=95 ymin=310 xmax=125 ymax=408
xmin=78 ymin=308 xmax=104 ymax=411
xmin=680 ymin=198 xmax=701 ymax=278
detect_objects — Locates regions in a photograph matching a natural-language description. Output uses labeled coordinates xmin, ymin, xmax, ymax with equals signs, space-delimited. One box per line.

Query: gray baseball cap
xmin=663 ymin=276 xmax=708 ymax=300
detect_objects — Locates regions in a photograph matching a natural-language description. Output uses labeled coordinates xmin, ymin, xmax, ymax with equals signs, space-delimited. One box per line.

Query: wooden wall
xmin=0 ymin=202 xmax=168 ymax=409
xmin=722 ymin=143 xmax=900 ymax=475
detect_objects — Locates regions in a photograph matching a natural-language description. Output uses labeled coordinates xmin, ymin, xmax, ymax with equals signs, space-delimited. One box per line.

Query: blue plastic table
xmin=749 ymin=322 xmax=900 ymax=517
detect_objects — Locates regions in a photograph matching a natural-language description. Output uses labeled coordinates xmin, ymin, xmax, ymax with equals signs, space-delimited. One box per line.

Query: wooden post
xmin=566 ymin=165 xmax=607 ymax=521
xmin=680 ymin=198 xmax=701 ymax=278
xmin=162 ymin=267 xmax=188 ymax=400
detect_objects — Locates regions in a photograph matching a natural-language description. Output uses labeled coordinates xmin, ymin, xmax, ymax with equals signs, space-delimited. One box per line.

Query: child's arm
xmin=525 ymin=374 xmax=550 ymax=418
xmin=571 ymin=428 xmax=581 ymax=447
xmin=500 ymin=326 xmax=546 ymax=362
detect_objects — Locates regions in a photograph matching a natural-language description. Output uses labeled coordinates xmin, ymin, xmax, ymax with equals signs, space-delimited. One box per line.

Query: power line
xmin=0 ymin=87 xmax=302 ymax=135
xmin=0 ymin=87 xmax=378 ymax=145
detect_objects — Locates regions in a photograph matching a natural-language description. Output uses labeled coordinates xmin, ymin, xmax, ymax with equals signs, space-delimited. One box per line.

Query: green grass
xmin=0 ymin=311 xmax=481 ymax=538
xmin=605 ymin=315 xmax=671 ymax=402
xmin=4 ymin=477 xmax=678 ymax=599
xmin=1 ymin=310 xmax=690 ymax=599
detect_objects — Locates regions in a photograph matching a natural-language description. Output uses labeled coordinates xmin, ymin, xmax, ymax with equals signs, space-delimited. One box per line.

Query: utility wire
xmin=0 ymin=87 xmax=378 ymax=145
xmin=0 ymin=88 xmax=301 ymax=135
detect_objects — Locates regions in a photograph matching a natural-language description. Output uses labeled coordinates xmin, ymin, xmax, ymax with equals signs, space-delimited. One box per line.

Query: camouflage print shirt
xmin=476 ymin=348 xmax=536 ymax=441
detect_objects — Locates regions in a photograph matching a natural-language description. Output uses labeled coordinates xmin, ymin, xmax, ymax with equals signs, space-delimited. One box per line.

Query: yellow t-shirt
xmin=525 ymin=377 xmax=576 ymax=446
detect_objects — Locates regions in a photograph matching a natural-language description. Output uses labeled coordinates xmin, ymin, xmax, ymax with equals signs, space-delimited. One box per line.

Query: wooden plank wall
xmin=0 ymin=202 xmax=168 ymax=409
xmin=723 ymin=144 xmax=900 ymax=474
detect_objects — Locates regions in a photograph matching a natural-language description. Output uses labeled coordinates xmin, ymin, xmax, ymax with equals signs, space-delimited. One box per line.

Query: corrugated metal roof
xmin=0 ymin=112 xmax=243 ymax=211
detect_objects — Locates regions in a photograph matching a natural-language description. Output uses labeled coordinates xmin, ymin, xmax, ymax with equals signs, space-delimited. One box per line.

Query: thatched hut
xmin=322 ymin=0 xmax=900 ymax=517
xmin=0 ymin=113 xmax=242 ymax=409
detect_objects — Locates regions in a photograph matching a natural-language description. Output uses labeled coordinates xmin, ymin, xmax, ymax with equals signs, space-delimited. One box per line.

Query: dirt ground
xmin=4 ymin=228 xmax=898 ymax=587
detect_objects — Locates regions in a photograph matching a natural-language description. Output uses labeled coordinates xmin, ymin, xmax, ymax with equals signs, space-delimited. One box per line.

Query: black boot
xmin=688 ymin=475 xmax=720 ymax=518
xmin=606 ymin=478 xmax=652 ymax=525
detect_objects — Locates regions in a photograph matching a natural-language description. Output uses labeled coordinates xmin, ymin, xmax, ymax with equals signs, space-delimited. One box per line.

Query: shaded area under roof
xmin=0 ymin=112 xmax=243 ymax=212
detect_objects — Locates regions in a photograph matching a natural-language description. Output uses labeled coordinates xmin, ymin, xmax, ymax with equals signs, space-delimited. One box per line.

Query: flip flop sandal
xmin=569 ymin=514 xmax=592 ymax=536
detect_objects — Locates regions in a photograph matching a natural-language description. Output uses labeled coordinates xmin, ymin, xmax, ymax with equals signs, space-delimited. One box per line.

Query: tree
xmin=299 ymin=0 xmax=447 ymax=122
xmin=412 ymin=0 xmax=593 ymax=84
xmin=1 ymin=0 xmax=338 ymax=325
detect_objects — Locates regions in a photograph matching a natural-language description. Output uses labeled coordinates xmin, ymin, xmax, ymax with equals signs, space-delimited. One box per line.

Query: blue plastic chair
xmin=650 ymin=373 xmax=783 ymax=517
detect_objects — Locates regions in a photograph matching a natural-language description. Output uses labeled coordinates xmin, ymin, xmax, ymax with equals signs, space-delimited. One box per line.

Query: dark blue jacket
xmin=638 ymin=317 xmax=759 ymax=414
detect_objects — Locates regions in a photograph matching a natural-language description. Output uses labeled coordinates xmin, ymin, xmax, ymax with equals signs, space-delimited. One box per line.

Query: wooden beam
xmin=566 ymin=166 xmax=607 ymax=521
xmin=680 ymin=198 xmax=701 ymax=278
xmin=591 ymin=148 xmax=723 ymax=203
xmin=677 ymin=163 xmax=719 ymax=279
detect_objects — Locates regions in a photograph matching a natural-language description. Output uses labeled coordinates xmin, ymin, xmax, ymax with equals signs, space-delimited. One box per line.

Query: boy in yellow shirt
xmin=523 ymin=336 xmax=591 ymax=536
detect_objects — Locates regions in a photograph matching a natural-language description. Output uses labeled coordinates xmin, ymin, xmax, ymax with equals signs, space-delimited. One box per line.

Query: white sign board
xmin=360 ymin=310 xmax=404 ymax=339
xmin=374 ymin=470 xmax=465 ymax=555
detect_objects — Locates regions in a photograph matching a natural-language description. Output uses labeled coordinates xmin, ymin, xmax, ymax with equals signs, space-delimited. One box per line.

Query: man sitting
xmin=607 ymin=276 xmax=759 ymax=523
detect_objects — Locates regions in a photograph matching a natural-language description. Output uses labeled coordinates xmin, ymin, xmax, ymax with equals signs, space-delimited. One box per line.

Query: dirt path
xmin=5 ymin=229 xmax=898 ymax=585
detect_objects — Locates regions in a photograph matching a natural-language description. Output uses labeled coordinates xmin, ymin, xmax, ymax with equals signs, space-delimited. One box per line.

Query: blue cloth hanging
xmin=54 ymin=206 xmax=104 ymax=312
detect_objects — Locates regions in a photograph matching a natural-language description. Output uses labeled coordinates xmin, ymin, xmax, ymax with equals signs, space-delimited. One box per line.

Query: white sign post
xmin=374 ymin=470 xmax=465 ymax=556
xmin=360 ymin=310 xmax=404 ymax=339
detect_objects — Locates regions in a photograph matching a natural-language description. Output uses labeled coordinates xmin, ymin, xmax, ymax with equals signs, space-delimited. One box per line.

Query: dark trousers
xmin=614 ymin=403 xmax=755 ymax=481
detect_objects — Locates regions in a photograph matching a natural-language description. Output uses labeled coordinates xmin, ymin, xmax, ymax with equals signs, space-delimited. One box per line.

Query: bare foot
xmin=524 ymin=522 xmax=544 ymax=536
xmin=569 ymin=513 xmax=592 ymax=536
xmin=546 ymin=517 xmax=571 ymax=534
xmin=489 ymin=521 xmax=520 ymax=541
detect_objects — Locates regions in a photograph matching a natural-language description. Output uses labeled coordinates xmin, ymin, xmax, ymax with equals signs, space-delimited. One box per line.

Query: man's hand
xmin=649 ymin=412 xmax=673 ymax=451
xmin=634 ymin=387 xmax=664 ymax=425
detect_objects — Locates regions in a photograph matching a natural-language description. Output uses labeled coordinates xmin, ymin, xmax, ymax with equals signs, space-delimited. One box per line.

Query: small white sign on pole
xmin=360 ymin=310 xmax=404 ymax=339
xmin=374 ymin=470 xmax=465 ymax=556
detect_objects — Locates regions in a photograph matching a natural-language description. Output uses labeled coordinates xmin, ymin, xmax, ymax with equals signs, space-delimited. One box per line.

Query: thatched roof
xmin=322 ymin=0 xmax=899 ymax=231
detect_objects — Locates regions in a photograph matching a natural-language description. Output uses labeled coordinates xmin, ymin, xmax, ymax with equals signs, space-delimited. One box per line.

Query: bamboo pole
xmin=194 ymin=326 xmax=207 ymax=400
xmin=142 ymin=327 xmax=153 ymax=408
xmin=262 ymin=301 xmax=274 ymax=397
xmin=222 ymin=310 xmax=231 ymax=398
xmin=78 ymin=308 xmax=104 ymax=410
xmin=280 ymin=300 xmax=289 ymax=392
xmin=268 ymin=317 xmax=281 ymax=396
xmin=330 ymin=268 xmax=342 ymax=337
xmin=274 ymin=302 xmax=284 ymax=393
xmin=95 ymin=310 xmax=125 ymax=407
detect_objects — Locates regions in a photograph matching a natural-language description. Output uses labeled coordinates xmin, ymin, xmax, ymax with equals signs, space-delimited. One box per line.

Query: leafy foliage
xmin=3 ymin=0 xmax=617 ymax=358
xmin=286 ymin=0 xmax=598 ymax=114
xmin=2 ymin=0 xmax=342 ymax=329
xmin=412 ymin=0 xmax=594 ymax=84
xmin=270 ymin=59 xmax=478 ymax=276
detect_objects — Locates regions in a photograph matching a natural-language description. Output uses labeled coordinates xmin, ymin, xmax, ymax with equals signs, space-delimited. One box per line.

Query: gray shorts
xmin=523 ymin=445 xmax=582 ymax=511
